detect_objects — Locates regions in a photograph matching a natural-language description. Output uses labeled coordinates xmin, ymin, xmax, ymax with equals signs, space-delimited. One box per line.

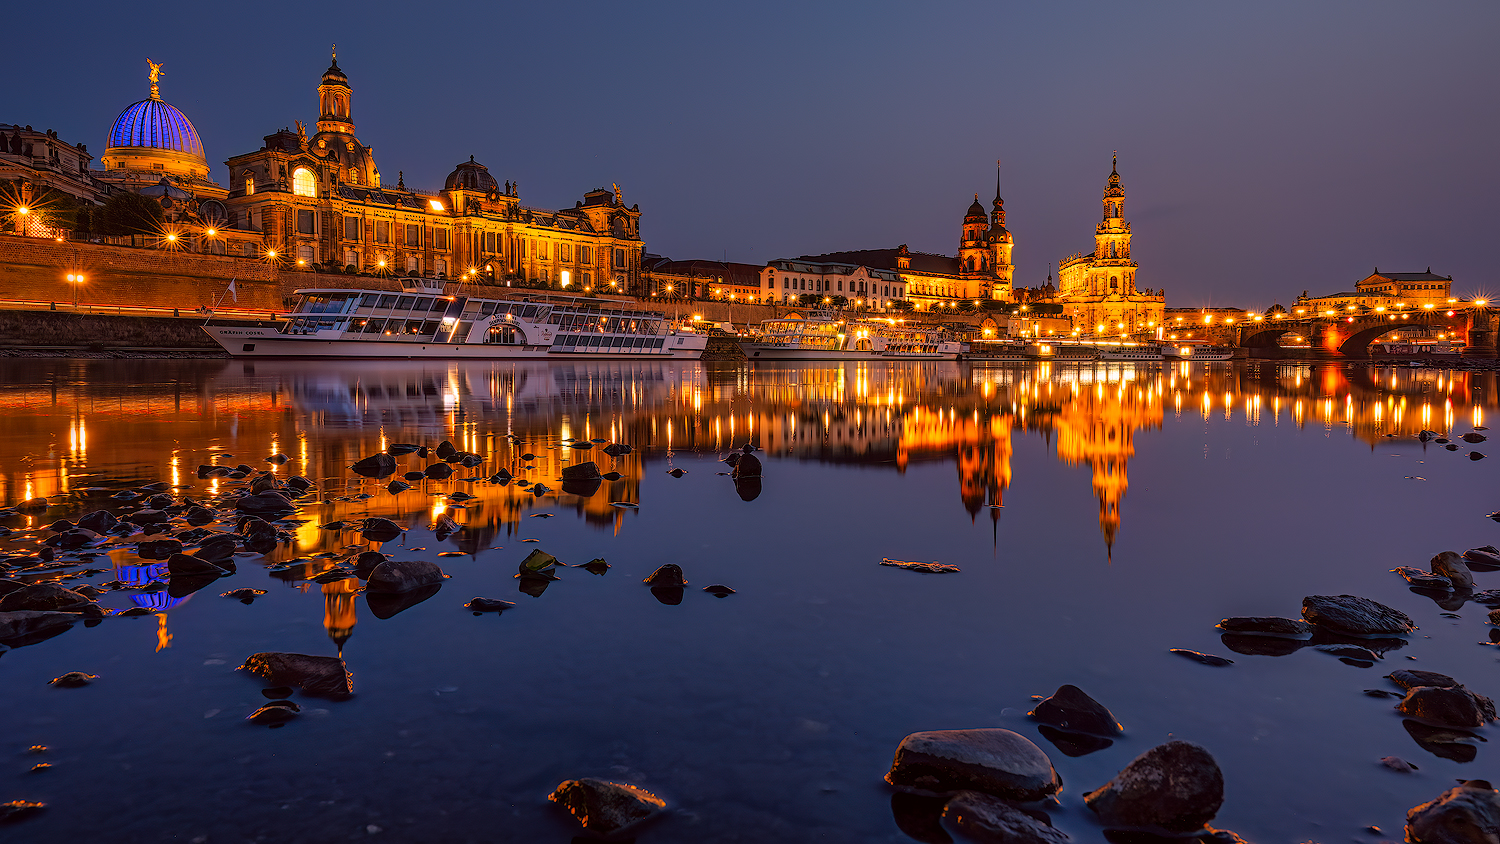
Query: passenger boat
xmin=739 ymin=314 xmax=962 ymax=360
xmin=1094 ymin=343 xmax=1165 ymax=361
xmin=203 ymin=279 xmax=708 ymax=359
xmin=1025 ymin=342 xmax=1100 ymax=362
xmin=1161 ymin=342 xmax=1235 ymax=362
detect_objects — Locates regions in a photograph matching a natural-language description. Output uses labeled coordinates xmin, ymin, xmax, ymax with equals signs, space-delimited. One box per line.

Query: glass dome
xmin=108 ymin=98 xmax=204 ymax=160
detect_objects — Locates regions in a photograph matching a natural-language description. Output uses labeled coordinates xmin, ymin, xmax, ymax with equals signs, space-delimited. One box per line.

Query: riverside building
xmin=1055 ymin=156 xmax=1165 ymax=337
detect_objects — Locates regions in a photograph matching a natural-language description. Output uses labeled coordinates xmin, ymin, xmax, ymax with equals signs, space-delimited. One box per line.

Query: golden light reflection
xmin=154 ymin=613 xmax=172 ymax=652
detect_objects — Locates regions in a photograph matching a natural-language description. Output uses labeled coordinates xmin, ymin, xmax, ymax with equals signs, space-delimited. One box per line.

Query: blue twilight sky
xmin=16 ymin=1 xmax=1496 ymax=307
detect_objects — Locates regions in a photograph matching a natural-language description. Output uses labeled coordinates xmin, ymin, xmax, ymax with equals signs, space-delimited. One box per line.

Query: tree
xmin=96 ymin=191 xmax=164 ymax=236
xmin=887 ymin=299 xmax=914 ymax=311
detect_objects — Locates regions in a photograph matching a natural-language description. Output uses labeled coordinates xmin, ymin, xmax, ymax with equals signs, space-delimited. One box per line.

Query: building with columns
xmin=1056 ymin=156 xmax=1164 ymax=336
xmin=222 ymin=55 xmax=644 ymax=290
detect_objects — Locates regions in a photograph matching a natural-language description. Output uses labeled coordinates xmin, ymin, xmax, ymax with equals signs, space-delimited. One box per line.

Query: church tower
xmin=959 ymin=194 xmax=989 ymax=287
xmin=1091 ymin=153 xmax=1134 ymax=297
xmin=988 ymin=162 xmax=1013 ymax=301
xmin=317 ymin=51 xmax=354 ymax=135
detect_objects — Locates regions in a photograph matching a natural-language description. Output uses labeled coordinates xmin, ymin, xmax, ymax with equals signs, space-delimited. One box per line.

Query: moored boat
xmin=1161 ymin=342 xmax=1235 ymax=362
xmin=203 ymin=279 xmax=708 ymax=359
xmin=739 ymin=314 xmax=961 ymax=360
xmin=1094 ymin=342 xmax=1165 ymax=361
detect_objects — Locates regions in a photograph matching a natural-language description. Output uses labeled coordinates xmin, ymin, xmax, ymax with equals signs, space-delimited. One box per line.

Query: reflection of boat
xmin=739 ymin=314 xmax=961 ymax=360
xmin=204 ymin=278 xmax=707 ymax=360
xmin=1095 ymin=343 xmax=1164 ymax=361
xmin=966 ymin=340 xmax=1028 ymax=362
xmin=1371 ymin=339 xmax=1463 ymax=360
xmin=1162 ymin=343 xmax=1234 ymax=362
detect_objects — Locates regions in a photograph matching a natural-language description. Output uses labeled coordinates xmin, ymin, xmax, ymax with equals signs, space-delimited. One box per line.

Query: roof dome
xmin=964 ymin=194 xmax=987 ymax=221
xmin=107 ymin=97 xmax=204 ymax=160
xmin=444 ymin=156 xmax=498 ymax=192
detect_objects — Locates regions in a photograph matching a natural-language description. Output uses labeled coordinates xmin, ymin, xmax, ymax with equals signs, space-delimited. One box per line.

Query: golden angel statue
xmin=147 ymin=59 xmax=164 ymax=98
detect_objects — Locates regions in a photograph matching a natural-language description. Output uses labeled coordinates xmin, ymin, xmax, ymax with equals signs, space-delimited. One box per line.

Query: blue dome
xmin=108 ymin=98 xmax=204 ymax=159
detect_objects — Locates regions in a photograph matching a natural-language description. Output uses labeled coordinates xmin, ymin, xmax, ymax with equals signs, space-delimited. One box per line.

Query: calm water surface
xmin=1 ymin=358 xmax=1497 ymax=843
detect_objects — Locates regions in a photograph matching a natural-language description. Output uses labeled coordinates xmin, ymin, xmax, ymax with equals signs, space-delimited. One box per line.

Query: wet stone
xmin=1170 ymin=649 xmax=1233 ymax=667
xmin=1301 ymin=595 xmax=1417 ymax=636
xmin=1431 ymin=552 xmax=1476 ymax=590
xmin=886 ymin=728 xmax=1062 ymax=801
xmin=1406 ymin=780 xmax=1500 ymax=844
xmin=940 ymin=791 xmax=1069 ymax=844
xmin=465 ymin=597 xmax=515 ymax=613
xmin=0 ymin=584 xmax=91 ymax=612
xmin=366 ymin=559 xmax=445 ymax=593
xmin=1381 ymin=756 xmax=1418 ymax=772
xmin=1216 ymin=616 xmax=1314 ymax=637
xmin=1029 ymin=684 xmax=1123 ymax=737
xmin=166 ymin=553 xmax=228 ymax=578
xmin=1083 ymin=741 xmax=1225 ymax=835
xmin=137 ymin=538 xmax=183 ymax=560
xmin=1397 ymin=686 xmax=1496 ymax=729
xmin=1394 ymin=567 xmax=1453 ymax=590
xmin=49 ymin=671 xmax=97 ymax=687
xmin=351 ymin=453 xmax=397 ymax=478
xmin=1389 ymin=670 xmax=1462 ymax=690
xmin=643 ymin=563 xmax=686 ymax=587
xmin=238 ymin=652 xmax=352 ymax=697
xmin=548 ymin=777 xmax=666 ymax=838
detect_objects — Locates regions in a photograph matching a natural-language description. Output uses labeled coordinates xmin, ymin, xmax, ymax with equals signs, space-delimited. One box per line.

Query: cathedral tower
xmin=988 ymin=162 xmax=1013 ymax=301
xmin=1091 ymin=153 xmax=1133 ymax=296
xmin=959 ymin=194 xmax=990 ymax=283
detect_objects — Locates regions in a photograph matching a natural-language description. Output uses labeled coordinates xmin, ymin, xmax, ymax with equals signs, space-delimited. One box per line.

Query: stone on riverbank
xmin=0 ymin=611 xmax=81 ymax=645
xmin=351 ymin=454 xmax=397 ymax=478
xmin=643 ymin=564 xmax=686 ymax=587
xmin=886 ymin=728 xmax=1062 ymax=801
xmin=1389 ymin=670 xmax=1462 ymax=690
xmin=1028 ymin=685 xmax=1122 ymax=737
xmin=1301 ymin=595 xmax=1416 ymax=636
xmin=1215 ymin=616 xmax=1314 ymax=637
xmin=238 ymin=652 xmax=352 ymax=697
xmin=1431 ymin=552 xmax=1476 ymax=590
xmin=1397 ymin=686 xmax=1497 ymax=730
xmin=1406 ymin=780 xmax=1500 ymax=844
xmin=561 ymin=461 xmax=602 ymax=480
xmin=0 ymin=584 xmax=92 ymax=612
xmin=166 ymin=553 xmax=228 ymax=578
xmin=1394 ymin=567 xmax=1454 ymax=589
xmin=366 ymin=560 xmax=444 ymax=593
xmin=1083 ymin=740 xmax=1224 ymax=835
xmin=940 ymin=791 xmax=1069 ymax=844
xmin=548 ymin=777 xmax=665 ymax=838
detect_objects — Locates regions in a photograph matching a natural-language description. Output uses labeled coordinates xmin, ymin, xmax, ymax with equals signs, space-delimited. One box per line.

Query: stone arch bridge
xmin=1235 ymin=308 xmax=1493 ymax=357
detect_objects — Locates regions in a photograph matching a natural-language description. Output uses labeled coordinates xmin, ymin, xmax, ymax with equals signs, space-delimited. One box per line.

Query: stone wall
xmin=0 ymin=235 xmax=280 ymax=311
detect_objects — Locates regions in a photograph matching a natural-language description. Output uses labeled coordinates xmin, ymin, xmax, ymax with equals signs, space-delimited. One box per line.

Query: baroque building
xmin=1056 ymin=156 xmax=1164 ymax=336
xmin=803 ymin=164 xmax=1016 ymax=308
xmin=222 ymin=55 xmax=644 ymax=290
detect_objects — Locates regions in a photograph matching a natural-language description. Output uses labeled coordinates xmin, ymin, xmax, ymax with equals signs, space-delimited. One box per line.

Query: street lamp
xmin=66 ymin=273 xmax=84 ymax=307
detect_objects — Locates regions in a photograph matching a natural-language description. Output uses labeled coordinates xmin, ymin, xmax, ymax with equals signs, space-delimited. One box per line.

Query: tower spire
xmin=994 ymin=159 xmax=1002 ymax=203
xmin=1112 ymin=150 xmax=1117 ymax=175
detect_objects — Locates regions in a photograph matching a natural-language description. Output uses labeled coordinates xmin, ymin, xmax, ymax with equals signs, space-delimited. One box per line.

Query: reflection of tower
xmin=1055 ymin=381 xmax=1161 ymax=554
xmin=957 ymin=415 xmax=1013 ymax=520
xmin=323 ymin=578 xmax=358 ymax=650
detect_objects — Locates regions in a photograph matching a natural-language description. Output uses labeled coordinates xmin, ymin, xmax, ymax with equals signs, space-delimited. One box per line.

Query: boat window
xmin=377 ymin=295 xmax=398 ymax=308
xmin=414 ymin=298 xmax=434 ymax=311
xmin=395 ymin=296 xmax=416 ymax=310
xmin=360 ymin=293 xmax=381 ymax=308
xmin=521 ymin=305 xmax=538 ymax=319
xmin=362 ymin=319 xmax=386 ymax=334
xmin=480 ymin=302 xmax=498 ymax=317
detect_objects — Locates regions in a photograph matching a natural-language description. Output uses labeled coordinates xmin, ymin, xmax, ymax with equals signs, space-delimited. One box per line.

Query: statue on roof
xmin=294 ymin=120 xmax=307 ymax=145
xmin=613 ymin=183 xmax=622 ymax=204
xmin=147 ymin=59 xmax=164 ymax=99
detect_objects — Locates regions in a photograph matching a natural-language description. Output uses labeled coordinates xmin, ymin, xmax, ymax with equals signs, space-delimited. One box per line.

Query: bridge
xmin=1233 ymin=305 xmax=1494 ymax=357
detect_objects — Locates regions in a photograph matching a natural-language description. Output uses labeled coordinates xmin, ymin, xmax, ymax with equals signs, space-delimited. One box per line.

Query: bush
xmin=96 ymin=192 xmax=164 ymax=236
xmin=344 ymin=265 xmax=358 ymax=274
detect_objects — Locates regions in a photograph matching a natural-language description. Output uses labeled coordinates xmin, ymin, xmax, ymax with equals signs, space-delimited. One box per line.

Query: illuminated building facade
xmin=222 ymin=55 xmax=644 ymax=289
xmin=1293 ymin=269 xmax=1456 ymax=314
xmin=1056 ymin=157 xmax=1165 ymax=336
xmin=759 ymin=259 xmax=905 ymax=308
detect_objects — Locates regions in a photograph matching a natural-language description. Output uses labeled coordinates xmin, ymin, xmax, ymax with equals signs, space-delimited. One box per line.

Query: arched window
xmin=244 ymin=174 xmax=255 ymax=196
xmin=1110 ymin=276 xmax=1119 ymax=290
xmin=292 ymin=168 xmax=316 ymax=198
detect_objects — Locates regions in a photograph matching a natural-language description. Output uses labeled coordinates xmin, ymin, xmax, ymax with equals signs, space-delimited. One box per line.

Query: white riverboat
xmin=738 ymin=314 xmax=962 ymax=360
xmin=203 ymin=279 xmax=708 ymax=360
xmin=1161 ymin=342 xmax=1235 ymax=362
xmin=966 ymin=340 xmax=1029 ymax=362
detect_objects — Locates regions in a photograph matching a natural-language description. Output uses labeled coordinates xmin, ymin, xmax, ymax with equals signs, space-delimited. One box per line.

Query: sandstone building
xmin=1055 ymin=156 xmax=1164 ymax=337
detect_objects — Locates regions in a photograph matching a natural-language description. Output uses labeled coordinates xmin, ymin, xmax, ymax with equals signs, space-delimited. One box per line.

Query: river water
xmin=0 ymin=357 xmax=1496 ymax=843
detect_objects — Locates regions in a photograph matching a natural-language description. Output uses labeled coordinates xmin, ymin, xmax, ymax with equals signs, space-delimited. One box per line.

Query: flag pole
xmin=202 ymin=277 xmax=237 ymax=326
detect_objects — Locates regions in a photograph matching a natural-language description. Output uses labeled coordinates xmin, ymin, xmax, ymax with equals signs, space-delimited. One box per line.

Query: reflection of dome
xmin=108 ymin=98 xmax=204 ymax=160
xmin=444 ymin=156 xmax=498 ymax=192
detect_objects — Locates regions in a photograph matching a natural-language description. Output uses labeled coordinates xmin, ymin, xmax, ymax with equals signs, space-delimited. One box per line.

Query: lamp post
xmin=66 ymin=273 xmax=84 ymax=307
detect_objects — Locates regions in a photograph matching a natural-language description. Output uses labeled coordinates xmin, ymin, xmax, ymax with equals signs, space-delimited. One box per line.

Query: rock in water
xmin=1388 ymin=670 xmax=1462 ymax=690
xmin=561 ymin=461 xmax=602 ymax=480
xmin=732 ymin=452 xmax=762 ymax=479
xmin=643 ymin=564 xmax=687 ymax=587
xmin=1382 ymin=756 xmax=1419 ymax=773
xmin=0 ymin=584 xmax=91 ymax=612
xmin=1393 ymin=567 xmax=1454 ymax=590
xmin=465 ymin=597 xmax=515 ymax=613
xmin=1301 ymin=595 xmax=1417 ymax=636
xmin=49 ymin=671 xmax=98 ymax=687
xmin=435 ymin=440 xmax=457 ymax=460
xmin=940 ymin=791 xmax=1070 ymax=844
xmin=166 ymin=553 xmax=228 ymax=578
xmin=193 ymin=535 xmax=239 ymax=563
xmin=424 ymin=463 xmax=455 ymax=480
xmin=1029 ymin=684 xmax=1123 ymax=737
xmin=238 ymin=652 xmax=352 ymax=697
xmin=1170 ymin=649 xmax=1234 ymax=667
xmin=1431 ymin=552 xmax=1476 ymax=590
xmin=75 ymin=510 xmax=119 ymax=533
xmin=0 ymin=800 xmax=45 ymax=822
xmin=886 ymin=728 xmax=1062 ymax=801
xmin=0 ymin=611 xmax=81 ymax=644
xmin=1398 ymin=686 xmax=1497 ymax=729
xmin=1406 ymin=780 xmax=1500 ymax=844
xmin=548 ymin=778 xmax=665 ymax=837
xmin=602 ymin=443 xmax=631 ymax=457
xmin=1083 ymin=740 xmax=1224 ymax=834
xmin=1466 ymin=547 xmax=1500 ymax=568
xmin=350 ymin=453 xmax=397 ymax=479
xmin=1215 ymin=617 xmax=1314 ymax=637
xmin=246 ymin=702 xmax=300 ymax=725
xmin=361 ymin=518 xmax=403 ymax=543
xmin=366 ymin=560 xmax=445 ymax=593
xmin=387 ymin=480 xmax=411 ymax=495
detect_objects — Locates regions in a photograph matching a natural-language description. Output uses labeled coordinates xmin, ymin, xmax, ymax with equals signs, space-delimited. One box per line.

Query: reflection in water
xmin=1 ymin=359 xmax=1497 ymax=558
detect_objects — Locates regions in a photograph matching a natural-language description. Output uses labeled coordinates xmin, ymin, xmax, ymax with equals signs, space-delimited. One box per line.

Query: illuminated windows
xmin=375 ymin=220 xmax=389 ymax=244
xmin=292 ymin=167 xmax=316 ymax=197
xmin=343 ymin=216 xmax=360 ymax=241
xmin=244 ymin=175 xmax=255 ymax=195
xmin=404 ymin=224 xmax=420 ymax=248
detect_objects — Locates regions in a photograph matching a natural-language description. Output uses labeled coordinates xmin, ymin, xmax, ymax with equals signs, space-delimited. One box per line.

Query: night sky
xmin=18 ymin=1 xmax=1495 ymax=307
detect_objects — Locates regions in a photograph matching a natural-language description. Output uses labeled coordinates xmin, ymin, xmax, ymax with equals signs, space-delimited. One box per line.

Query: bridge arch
xmin=1239 ymin=327 xmax=1291 ymax=348
xmin=1337 ymin=323 xmax=1418 ymax=357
